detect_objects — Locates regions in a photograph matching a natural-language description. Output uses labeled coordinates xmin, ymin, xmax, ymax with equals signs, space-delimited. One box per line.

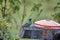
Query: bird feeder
xmin=35 ymin=20 xmax=60 ymax=39
xmin=20 ymin=20 xmax=60 ymax=40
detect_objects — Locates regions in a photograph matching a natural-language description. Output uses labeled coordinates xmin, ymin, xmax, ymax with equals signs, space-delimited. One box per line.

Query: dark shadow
xmin=22 ymin=23 xmax=31 ymax=27
xmin=0 ymin=39 xmax=3 ymax=40
xmin=53 ymin=33 xmax=60 ymax=40
xmin=23 ymin=30 xmax=31 ymax=38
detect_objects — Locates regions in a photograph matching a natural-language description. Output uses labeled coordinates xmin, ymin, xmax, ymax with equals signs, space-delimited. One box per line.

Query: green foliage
xmin=0 ymin=31 xmax=3 ymax=39
xmin=0 ymin=0 xmax=3 ymax=4
xmin=0 ymin=18 xmax=12 ymax=40
xmin=5 ymin=16 xmax=11 ymax=23
xmin=31 ymin=3 xmax=42 ymax=11
xmin=9 ymin=0 xmax=15 ymax=5
xmin=9 ymin=0 xmax=20 ymax=13
xmin=9 ymin=0 xmax=20 ymax=5
xmin=31 ymin=3 xmax=42 ymax=23
xmin=4 ymin=31 xmax=12 ymax=40
xmin=0 ymin=0 xmax=3 ymax=10
xmin=54 ymin=6 xmax=60 ymax=11
xmin=57 ymin=2 xmax=60 ymax=5
xmin=53 ymin=12 xmax=60 ymax=23
xmin=46 ymin=0 xmax=50 ymax=1
xmin=13 ymin=5 xmax=20 ymax=11
xmin=9 ymin=0 xmax=18 ymax=3
xmin=0 ymin=5 xmax=2 ymax=10
xmin=0 ymin=18 xmax=7 ymax=30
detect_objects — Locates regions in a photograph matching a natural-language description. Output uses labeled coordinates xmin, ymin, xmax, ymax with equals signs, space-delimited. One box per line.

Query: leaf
xmin=1 ymin=21 xmax=7 ymax=29
xmin=9 ymin=0 xmax=15 ymax=5
xmin=53 ymin=12 xmax=60 ymax=23
xmin=57 ymin=2 xmax=60 ymax=5
xmin=9 ymin=0 xmax=20 ymax=4
xmin=54 ymin=6 xmax=60 ymax=11
xmin=31 ymin=7 xmax=35 ymax=11
xmin=31 ymin=3 xmax=42 ymax=11
xmin=13 ymin=5 xmax=20 ymax=11
xmin=5 ymin=17 xmax=11 ymax=23
xmin=0 ymin=5 xmax=2 ymax=10
xmin=57 ymin=12 xmax=60 ymax=17
xmin=0 ymin=0 xmax=3 ymax=3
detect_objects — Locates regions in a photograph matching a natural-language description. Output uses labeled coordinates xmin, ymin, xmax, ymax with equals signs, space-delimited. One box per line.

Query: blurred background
xmin=0 ymin=0 xmax=60 ymax=40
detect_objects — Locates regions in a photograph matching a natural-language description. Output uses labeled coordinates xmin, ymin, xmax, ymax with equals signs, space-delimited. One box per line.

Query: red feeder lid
xmin=35 ymin=20 xmax=60 ymax=29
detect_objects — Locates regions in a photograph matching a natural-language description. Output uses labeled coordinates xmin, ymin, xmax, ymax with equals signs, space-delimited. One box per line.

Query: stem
xmin=2 ymin=0 xmax=7 ymax=18
xmin=33 ymin=9 xmax=43 ymax=23
xmin=21 ymin=0 xmax=26 ymax=24
xmin=20 ymin=0 xmax=26 ymax=37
